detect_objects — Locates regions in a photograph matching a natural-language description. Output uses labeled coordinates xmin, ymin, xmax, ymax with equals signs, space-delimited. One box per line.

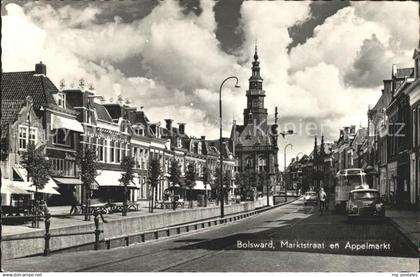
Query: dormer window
xmin=197 ymin=142 xmax=202 ymax=155
xmin=57 ymin=93 xmax=66 ymax=108
xmin=177 ymin=137 xmax=182 ymax=148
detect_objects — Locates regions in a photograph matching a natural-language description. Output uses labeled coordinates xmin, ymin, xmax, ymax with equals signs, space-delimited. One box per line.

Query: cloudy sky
xmin=2 ymin=0 xmax=418 ymax=167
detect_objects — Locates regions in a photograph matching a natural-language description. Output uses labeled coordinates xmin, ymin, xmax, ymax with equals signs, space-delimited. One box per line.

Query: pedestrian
xmin=69 ymin=188 xmax=79 ymax=215
xmin=319 ymin=187 xmax=327 ymax=215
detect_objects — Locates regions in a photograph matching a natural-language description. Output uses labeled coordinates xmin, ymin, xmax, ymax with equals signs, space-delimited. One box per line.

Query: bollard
xmin=125 ymin=236 xmax=129 ymax=247
xmin=94 ymin=212 xmax=100 ymax=250
xmin=43 ymin=213 xmax=51 ymax=256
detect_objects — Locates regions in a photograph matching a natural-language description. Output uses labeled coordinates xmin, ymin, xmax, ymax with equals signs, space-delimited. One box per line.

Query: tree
xmin=20 ymin=143 xmax=52 ymax=227
xmin=214 ymin=168 xmax=233 ymax=205
xmin=236 ymin=170 xmax=258 ymax=201
xmin=168 ymin=159 xmax=182 ymax=210
xmin=223 ymin=170 xmax=233 ymax=204
xmin=76 ymin=147 xmax=99 ymax=221
xmin=202 ymin=166 xmax=211 ymax=207
xmin=148 ymin=158 xmax=161 ymax=213
xmin=119 ymin=156 xmax=135 ymax=216
xmin=185 ymin=163 xmax=196 ymax=208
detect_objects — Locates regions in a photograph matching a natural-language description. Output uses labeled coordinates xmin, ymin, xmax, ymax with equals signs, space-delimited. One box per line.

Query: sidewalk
xmin=385 ymin=206 xmax=419 ymax=250
xmin=1 ymin=200 xmax=258 ymax=237
xmin=2 ymin=204 xmax=214 ymax=236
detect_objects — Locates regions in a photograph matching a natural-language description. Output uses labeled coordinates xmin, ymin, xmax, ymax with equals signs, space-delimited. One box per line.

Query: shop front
xmin=94 ymin=170 xmax=139 ymax=203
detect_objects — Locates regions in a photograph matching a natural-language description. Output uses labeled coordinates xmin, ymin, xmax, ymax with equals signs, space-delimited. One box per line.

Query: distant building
xmin=230 ymin=47 xmax=279 ymax=195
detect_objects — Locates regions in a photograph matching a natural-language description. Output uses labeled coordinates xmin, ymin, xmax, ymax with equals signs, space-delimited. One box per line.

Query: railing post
xmin=94 ymin=212 xmax=100 ymax=250
xmin=43 ymin=213 xmax=51 ymax=256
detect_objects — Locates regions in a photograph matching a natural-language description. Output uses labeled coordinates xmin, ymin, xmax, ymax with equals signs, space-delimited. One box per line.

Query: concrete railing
xmin=2 ymin=198 xmax=268 ymax=260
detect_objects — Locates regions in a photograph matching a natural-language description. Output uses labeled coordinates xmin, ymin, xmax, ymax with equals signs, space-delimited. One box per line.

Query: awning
xmin=95 ymin=170 xmax=138 ymax=188
xmin=53 ymin=178 xmax=83 ymax=185
xmin=131 ymin=177 xmax=141 ymax=189
xmin=192 ymin=180 xmax=211 ymax=190
xmin=51 ymin=114 xmax=84 ymax=133
xmin=13 ymin=165 xmax=60 ymax=195
xmin=1 ymin=179 xmax=33 ymax=194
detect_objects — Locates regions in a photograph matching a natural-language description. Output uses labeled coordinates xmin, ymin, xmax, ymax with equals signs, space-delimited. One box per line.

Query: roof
xmin=1 ymin=71 xmax=58 ymax=108
xmin=92 ymin=102 xmax=113 ymax=122
xmin=234 ymin=124 xmax=272 ymax=147
xmin=1 ymin=99 xmax=25 ymax=126
xmin=1 ymin=99 xmax=25 ymax=139
xmin=396 ymin=67 xmax=414 ymax=79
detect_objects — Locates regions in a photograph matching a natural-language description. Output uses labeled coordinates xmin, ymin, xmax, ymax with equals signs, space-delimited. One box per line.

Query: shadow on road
xmin=170 ymin=208 xmax=417 ymax=259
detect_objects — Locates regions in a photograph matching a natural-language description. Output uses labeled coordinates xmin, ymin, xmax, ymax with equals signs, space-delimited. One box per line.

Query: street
xmin=3 ymin=198 xmax=418 ymax=272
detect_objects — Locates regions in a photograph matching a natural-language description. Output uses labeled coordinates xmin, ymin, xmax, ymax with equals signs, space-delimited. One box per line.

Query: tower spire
xmin=254 ymin=39 xmax=258 ymax=61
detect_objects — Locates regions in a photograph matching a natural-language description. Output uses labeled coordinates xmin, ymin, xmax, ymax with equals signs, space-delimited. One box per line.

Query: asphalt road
xmin=3 ymin=198 xmax=418 ymax=272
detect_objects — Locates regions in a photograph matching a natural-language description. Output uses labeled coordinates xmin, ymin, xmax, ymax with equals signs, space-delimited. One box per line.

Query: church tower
xmin=243 ymin=43 xmax=268 ymax=128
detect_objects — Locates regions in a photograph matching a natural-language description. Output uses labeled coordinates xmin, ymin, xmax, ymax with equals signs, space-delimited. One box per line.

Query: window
xmin=116 ymin=142 xmax=120 ymax=163
xmin=57 ymin=93 xmax=66 ymax=108
xmin=52 ymin=129 xmax=71 ymax=146
xmin=121 ymin=142 xmax=126 ymax=160
xmin=133 ymin=127 xmax=144 ymax=136
xmin=98 ymin=138 xmax=104 ymax=162
xmin=417 ymin=107 xmax=420 ymax=146
xmin=50 ymin=158 xmax=75 ymax=177
xmin=110 ymin=141 xmax=115 ymax=162
xmin=18 ymin=126 xmax=28 ymax=150
xmin=413 ymin=109 xmax=417 ymax=148
xmin=18 ymin=125 xmax=37 ymax=150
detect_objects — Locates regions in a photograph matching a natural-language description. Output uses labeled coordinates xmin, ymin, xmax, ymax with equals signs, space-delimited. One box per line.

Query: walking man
xmin=319 ymin=187 xmax=327 ymax=215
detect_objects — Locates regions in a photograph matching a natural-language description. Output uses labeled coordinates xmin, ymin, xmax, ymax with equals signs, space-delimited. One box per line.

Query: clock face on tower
xmin=252 ymin=99 xmax=260 ymax=108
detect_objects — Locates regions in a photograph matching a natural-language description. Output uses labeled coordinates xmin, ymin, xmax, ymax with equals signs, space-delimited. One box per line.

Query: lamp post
xmin=284 ymin=143 xmax=293 ymax=202
xmin=219 ymin=76 xmax=240 ymax=218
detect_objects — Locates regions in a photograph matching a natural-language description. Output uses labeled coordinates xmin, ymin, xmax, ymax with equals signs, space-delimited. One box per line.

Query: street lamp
xmin=284 ymin=143 xmax=293 ymax=202
xmin=219 ymin=76 xmax=240 ymax=218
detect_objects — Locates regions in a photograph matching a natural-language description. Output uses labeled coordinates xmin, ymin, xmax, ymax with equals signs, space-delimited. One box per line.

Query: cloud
xmin=344 ymin=34 xmax=393 ymax=87
xmin=1 ymin=1 xmax=418 ymax=168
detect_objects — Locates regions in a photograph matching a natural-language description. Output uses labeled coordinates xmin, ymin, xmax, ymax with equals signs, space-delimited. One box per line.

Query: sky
xmin=1 ymin=0 xmax=418 ymax=168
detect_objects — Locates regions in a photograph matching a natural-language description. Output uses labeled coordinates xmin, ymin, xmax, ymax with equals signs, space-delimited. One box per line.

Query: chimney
xmin=178 ymin=123 xmax=186 ymax=135
xmin=350 ymin=125 xmax=356 ymax=135
xmin=35 ymin=62 xmax=47 ymax=75
xmin=391 ymin=64 xmax=397 ymax=78
xmin=165 ymin=119 xmax=173 ymax=131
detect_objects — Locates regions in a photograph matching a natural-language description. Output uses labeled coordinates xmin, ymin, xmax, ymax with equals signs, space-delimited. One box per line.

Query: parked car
xmin=346 ymin=188 xmax=385 ymax=219
xmin=303 ymin=191 xmax=318 ymax=206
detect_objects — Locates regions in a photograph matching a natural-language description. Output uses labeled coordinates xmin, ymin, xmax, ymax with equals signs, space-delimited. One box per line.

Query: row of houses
xmin=286 ymin=46 xmax=420 ymax=209
xmin=1 ymin=62 xmax=236 ymax=208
